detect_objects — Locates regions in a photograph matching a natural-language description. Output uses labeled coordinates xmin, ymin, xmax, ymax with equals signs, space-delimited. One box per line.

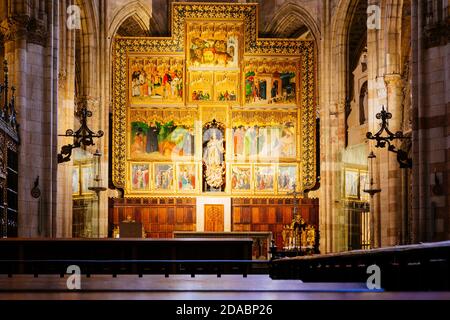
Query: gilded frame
xmin=176 ymin=162 xmax=199 ymax=194
xmin=127 ymin=108 xmax=198 ymax=162
xmin=242 ymin=57 xmax=300 ymax=107
xmin=344 ymin=168 xmax=360 ymax=199
xmin=128 ymin=53 xmax=186 ymax=107
xmin=214 ymin=71 xmax=240 ymax=105
xmin=230 ymin=164 xmax=253 ymax=194
xmin=112 ymin=2 xmax=317 ymax=195
xmin=277 ymin=163 xmax=299 ymax=194
xmin=229 ymin=116 xmax=298 ymax=162
xmin=128 ymin=162 xmax=151 ymax=193
xmin=185 ymin=19 xmax=243 ymax=72
xmin=153 ymin=162 xmax=176 ymax=193
xmin=254 ymin=164 xmax=276 ymax=194
xmin=187 ymin=71 xmax=214 ymax=104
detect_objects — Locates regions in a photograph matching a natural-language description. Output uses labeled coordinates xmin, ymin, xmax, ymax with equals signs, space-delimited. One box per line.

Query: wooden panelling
xmin=110 ymin=198 xmax=196 ymax=239
xmin=232 ymin=198 xmax=319 ymax=249
xmin=204 ymin=205 xmax=225 ymax=232
xmin=110 ymin=197 xmax=319 ymax=248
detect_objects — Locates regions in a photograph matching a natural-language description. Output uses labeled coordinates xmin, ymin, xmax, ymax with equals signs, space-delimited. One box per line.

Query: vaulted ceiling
xmin=348 ymin=0 xmax=368 ymax=71
xmin=116 ymin=15 xmax=150 ymax=37
xmin=116 ymin=0 xmax=311 ymax=39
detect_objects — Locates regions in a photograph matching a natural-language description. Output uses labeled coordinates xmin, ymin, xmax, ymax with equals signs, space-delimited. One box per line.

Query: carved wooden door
xmin=204 ymin=204 xmax=224 ymax=232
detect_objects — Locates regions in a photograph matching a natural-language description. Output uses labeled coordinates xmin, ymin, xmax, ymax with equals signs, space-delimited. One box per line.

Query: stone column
xmin=366 ymin=0 xmax=383 ymax=248
xmin=382 ymin=73 xmax=404 ymax=245
xmin=56 ymin=0 xmax=76 ymax=238
xmin=1 ymin=7 xmax=57 ymax=238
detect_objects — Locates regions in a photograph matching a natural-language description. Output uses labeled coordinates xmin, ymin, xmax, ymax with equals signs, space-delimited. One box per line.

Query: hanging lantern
xmin=363 ymin=151 xmax=382 ymax=197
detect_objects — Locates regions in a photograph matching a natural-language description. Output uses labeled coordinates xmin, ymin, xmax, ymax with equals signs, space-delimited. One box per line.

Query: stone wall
xmin=411 ymin=0 xmax=450 ymax=242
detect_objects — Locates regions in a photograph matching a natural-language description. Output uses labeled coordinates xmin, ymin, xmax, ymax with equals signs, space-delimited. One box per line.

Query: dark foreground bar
xmin=270 ymin=241 xmax=450 ymax=291
xmin=0 ymin=238 xmax=260 ymax=276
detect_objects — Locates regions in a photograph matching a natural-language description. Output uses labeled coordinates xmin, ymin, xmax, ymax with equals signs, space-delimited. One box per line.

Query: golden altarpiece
xmin=111 ymin=3 xmax=319 ymax=253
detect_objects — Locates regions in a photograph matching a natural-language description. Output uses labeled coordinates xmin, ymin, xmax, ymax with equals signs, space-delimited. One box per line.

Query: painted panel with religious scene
xmin=186 ymin=21 xmax=241 ymax=71
xmin=177 ymin=163 xmax=197 ymax=192
xmin=154 ymin=163 xmax=174 ymax=192
xmin=254 ymin=165 xmax=275 ymax=193
xmin=188 ymin=71 xmax=213 ymax=103
xmin=232 ymin=122 xmax=296 ymax=160
xmin=278 ymin=165 xmax=298 ymax=192
xmin=129 ymin=56 xmax=184 ymax=105
xmin=231 ymin=165 xmax=252 ymax=192
xmin=214 ymin=72 xmax=239 ymax=103
xmin=130 ymin=163 xmax=150 ymax=191
xmin=244 ymin=59 xmax=298 ymax=106
xmin=344 ymin=169 xmax=359 ymax=199
xmin=130 ymin=120 xmax=195 ymax=160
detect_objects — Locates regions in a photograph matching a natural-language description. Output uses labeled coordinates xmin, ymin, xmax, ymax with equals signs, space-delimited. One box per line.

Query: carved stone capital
xmin=384 ymin=73 xmax=403 ymax=89
xmin=27 ymin=18 xmax=48 ymax=46
xmin=0 ymin=16 xmax=30 ymax=42
xmin=0 ymin=16 xmax=48 ymax=46
xmin=424 ymin=21 xmax=450 ymax=49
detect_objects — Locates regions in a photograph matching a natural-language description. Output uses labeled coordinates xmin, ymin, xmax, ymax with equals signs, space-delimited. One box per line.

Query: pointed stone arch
xmin=108 ymin=0 xmax=151 ymax=38
xmin=75 ymin=0 xmax=100 ymax=100
xmin=330 ymin=0 xmax=364 ymax=103
xmin=263 ymin=2 xmax=320 ymax=43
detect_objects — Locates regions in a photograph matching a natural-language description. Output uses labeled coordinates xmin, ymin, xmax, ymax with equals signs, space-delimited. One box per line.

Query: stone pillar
xmin=56 ymin=0 xmax=75 ymax=238
xmin=366 ymin=0 xmax=383 ymax=249
xmin=335 ymin=101 xmax=347 ymax=252
xmin=319 ymin=0 xmax=349 ymax=253
xmin=1 ymin=7 xmax=57 ymax=238
xmin=411 ymin=0 xmax=450 ymax=243
xmin=377 ymin=74 xmax=404 ymax=246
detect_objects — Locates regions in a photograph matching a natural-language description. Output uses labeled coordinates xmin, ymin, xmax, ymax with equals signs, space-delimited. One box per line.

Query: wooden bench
xmin=0 ymin=238 xmax=258 ymax=277
xmin=270 ymin=241 xmax=450 ymax=291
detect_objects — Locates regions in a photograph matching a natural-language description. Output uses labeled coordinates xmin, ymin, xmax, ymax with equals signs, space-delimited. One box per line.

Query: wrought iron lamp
xmin=58 ymin=104 xmax=104 ymax=163
xmin=363 ymin=151 xmax=382 ymax=197
xmin=366 ymin=106 xmax=412 ymax=169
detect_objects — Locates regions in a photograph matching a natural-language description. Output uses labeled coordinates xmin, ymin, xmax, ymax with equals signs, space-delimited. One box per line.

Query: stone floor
xmin=1 ymin=275 xmax=450 ymax=300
